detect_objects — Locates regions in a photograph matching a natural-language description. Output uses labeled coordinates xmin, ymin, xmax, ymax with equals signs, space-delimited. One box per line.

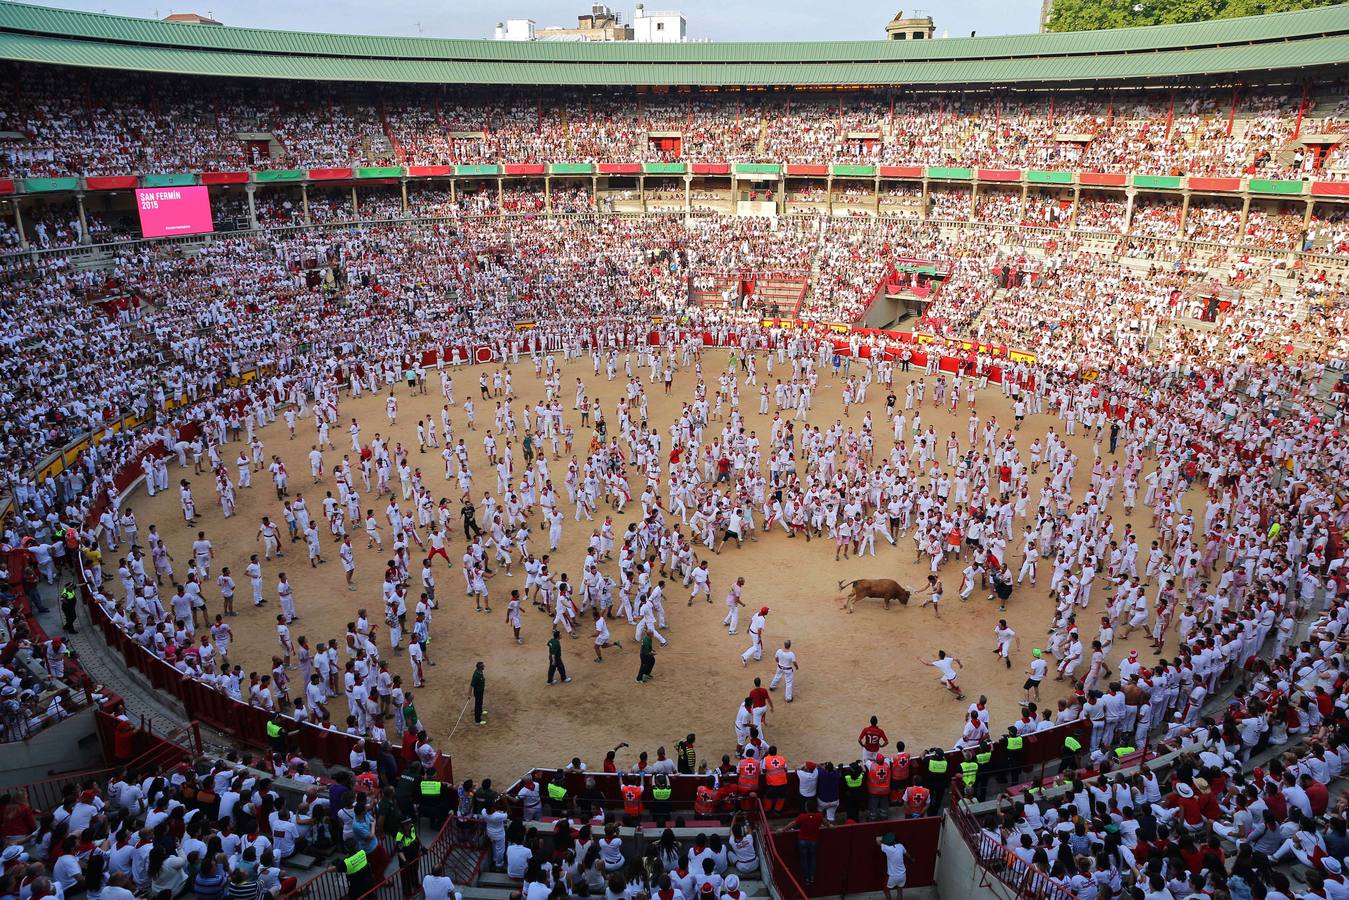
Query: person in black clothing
xmin=989 ymin=566 xmax=1014 ymax=613
xmin=59 ymin=583 xmax=79 ymax=633
xmin=841 ymin=762 xmax=866 ymax=823
xmin=675 ymin=734 xmax=697 ymax=774
xmin=395 ymin=815 xmax=422 ymax=897
xmin=637 ymin=633 xmax=656 ymax=683
xmin=470 ymin=661 xmax=487 ymax=725
xmin=461 ymin=500 xmax=483 ymax=541
xmin=547 ymin=630 xmax=571 ymax=685
xmin=923 ymin=749 xmax=950 ymax=814
xmin=328 ymin=838 xmax=374 ymax=900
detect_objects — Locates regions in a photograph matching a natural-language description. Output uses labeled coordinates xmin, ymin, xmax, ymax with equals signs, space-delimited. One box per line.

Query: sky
xmin=22 ymin=0 xmax=1045 ymax=41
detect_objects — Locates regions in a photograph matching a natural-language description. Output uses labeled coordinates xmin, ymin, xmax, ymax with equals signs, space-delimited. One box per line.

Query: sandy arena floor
xmin=125 ymin=350 xmax=1182 ymax=783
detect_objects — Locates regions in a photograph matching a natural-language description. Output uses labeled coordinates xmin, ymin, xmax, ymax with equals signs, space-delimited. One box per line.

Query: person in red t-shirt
xmin=748 ymin=678 xmax=773 ymax=732
xmin=781 ymin=809 xmax=826 ymax=885
xmin=858 ymin=715 xmax=888 ymax=763
xmin=1169 ymin=782 xmax=1205 ymax=831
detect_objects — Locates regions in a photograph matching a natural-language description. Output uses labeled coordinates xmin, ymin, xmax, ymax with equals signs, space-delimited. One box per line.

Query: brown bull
xmin=837 ymin=578 xmax=911 ymax=613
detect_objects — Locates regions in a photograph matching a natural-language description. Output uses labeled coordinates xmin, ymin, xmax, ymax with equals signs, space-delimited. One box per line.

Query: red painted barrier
xmin=1079 ymin=172 xmax=1127 ymax=187
xmin=85 ymin=176 xmax=139 ymax=190
xmin=407 ymin=166 xmax=455 ymax=177
xmin=771 ymin=815 xmax=942 ymax=895
xmin=200 ymin=171 xmax=249 ymax=185
xmin=1189 ymin=177 xmax=1240 ymax=192
xmin=308 ymin=168 xmax=355 ymax=181
xmin=1311 ymin=181 xmax=1349 ymax=196
xmin=879 ymin=166 xmax=923 ymax=179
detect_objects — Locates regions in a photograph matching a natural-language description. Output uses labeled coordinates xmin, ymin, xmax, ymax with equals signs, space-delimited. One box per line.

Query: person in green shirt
xmin=547 ymin=629 xmax=571 ymax=685
xmin=637 ymin=634 xmax=656 ymax=683
xmin=402 ymin=694 xmax=419 ymax=735
xmin=471 ymin=661 xmax=487 ymax=725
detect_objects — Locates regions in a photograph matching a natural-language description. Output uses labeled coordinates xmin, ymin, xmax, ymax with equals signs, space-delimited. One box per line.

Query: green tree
xmin=1044 ymin=0 xmax=1341 ymax=31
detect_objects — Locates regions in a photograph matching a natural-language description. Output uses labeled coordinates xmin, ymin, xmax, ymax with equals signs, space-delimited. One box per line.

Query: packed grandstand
xmin=2 ymin=3 xmax=1349 ymax=900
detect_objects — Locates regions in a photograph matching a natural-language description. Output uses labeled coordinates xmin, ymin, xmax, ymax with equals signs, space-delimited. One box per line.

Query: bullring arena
xmin=1 ymin=5 xmax=1349 ymax=900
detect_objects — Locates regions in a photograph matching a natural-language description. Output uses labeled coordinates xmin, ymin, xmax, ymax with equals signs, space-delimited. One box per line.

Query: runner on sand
xmin=917 ymin=650 xmax=964 ymax=701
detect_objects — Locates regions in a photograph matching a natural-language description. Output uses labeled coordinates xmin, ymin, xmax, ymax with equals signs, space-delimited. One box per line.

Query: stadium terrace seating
xmin=2 ymin=69 xmax=1348 ymax=181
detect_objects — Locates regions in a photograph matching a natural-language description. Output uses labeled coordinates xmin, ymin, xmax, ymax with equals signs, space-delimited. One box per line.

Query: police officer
xmin=1001 ymin=727 xmax=1025 ymax=786
xmin=419 ymin=769 xmax=449 ymax=828
xmin=841 ymin=762 xmax=866 ymax=823
xmin=973 ymin=740 xmax=994 ymax=801
xmin=395 ymin=815 xmax=421 ymax=896
xmin=923 ymin=748 xmax=950 ymax=814
xmin=1061 ymin=731 xmax=1084 ymax=773
xmin=651 ymin=773 xmax=673 ymax=827
xmin=958 ymin=747 xmax=980 ymax=801
xmin=266 ymin=712 xmax=293 ymax=754
xmin=328 ymin=838 xmax=374 ymax=900
xmin=59 ymin=582 xmax=79 ymax=633
xmin=545 ymin=769 xmax=569 ymax=816
xmin=396 ymin=762 xmax=423 ymax=819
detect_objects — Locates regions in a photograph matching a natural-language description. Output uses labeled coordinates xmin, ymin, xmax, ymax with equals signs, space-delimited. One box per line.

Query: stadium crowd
xmin=1 ymin=80 xmax=1349 ymax=899
xmin=4 ymin=70 xmax=1349 ymax=180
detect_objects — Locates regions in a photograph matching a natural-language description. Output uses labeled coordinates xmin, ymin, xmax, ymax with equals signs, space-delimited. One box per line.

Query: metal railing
xmin=753 ymin=800 xmax=809 ymax=900
xmin=286 ymin=816 xmax=486 ymax=900
xmin=947 ymin=801 xmax=1079 ymax=900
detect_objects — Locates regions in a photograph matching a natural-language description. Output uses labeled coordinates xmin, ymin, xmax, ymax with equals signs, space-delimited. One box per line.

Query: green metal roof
xmin=0 ymin=1 xmax=1346 ymax=85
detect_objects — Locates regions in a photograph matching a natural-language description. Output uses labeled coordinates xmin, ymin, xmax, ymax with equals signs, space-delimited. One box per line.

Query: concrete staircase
xmin=459 ymin=822 xmax=770 ymax=900
xmin=463 ymin=870 xmax=768 ymax=900
xmin=69 ymin=246 xmax=116 ymax=273
xmin=756 ymin=274 xmax=810 ymax=318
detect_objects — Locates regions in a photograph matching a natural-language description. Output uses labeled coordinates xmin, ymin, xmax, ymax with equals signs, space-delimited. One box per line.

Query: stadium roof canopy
xmin=1 ymin=1 xmax=1348 ymax=86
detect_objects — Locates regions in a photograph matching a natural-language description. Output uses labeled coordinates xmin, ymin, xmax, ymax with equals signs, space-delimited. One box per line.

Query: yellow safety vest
xmin=652 ymin=786 xmax=672 ymax=801
xmin=960 ymin=761 xmax=979 ymax=786
xmin=266 ymin=722 xmax=282 ymax=738
xmin=396 ymin=827 xmax=417 ymax=849
xmin=928 ymin=759 xmax=948 ymax=774
xmin=1064 ymin=736 xmax=1082 ymax=752
xmin=975 ymin=752 xmax=992 ymax=766
xmin=419 ymin=780 xmax=441 ymax=796
xmin=843 ymin=774 xmax=864 ymax=789
xmin=1006 ymin=736 xmax=1024 ymax=751
xmin=1114 ymin=746 xmax=1137 ymax=758
xmin=342 ymin=850 xmax=368 ymax=875
xmin=547 ymin=783 xmax=567 ymax=801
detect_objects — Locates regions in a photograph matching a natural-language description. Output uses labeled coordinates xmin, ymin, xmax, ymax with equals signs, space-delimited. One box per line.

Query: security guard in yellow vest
xmin=59 ymin=583 xmax=79 ymax=634
xmin=958 ymin=748 xmax=980 ymax=801
xmin=419 ymin=773 xmax=448 ymax=827
xmin=1061 ymin=733 xmax=1084 ymax=771
xmin=924 ymin=749 xmax=951 ymax=814
xmin=1003 ymin=728 xmax=1026 ymax=786
xmin=651 ymin=774 xmax=674 ymax=827
xmin=972 ymin=742 xmax=994 ymax=801
xmin=546 ymin=770 xmax=569 ymax=816
xmin=395 ymin=816 xmax=421 ymax=895
xmin=328 ymin=839 xmax=374 ymax=900
xmin=841 ymin=763 xmax=866 ymax=823
xmin=266 ymin=712 xmax=289 ymax=753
